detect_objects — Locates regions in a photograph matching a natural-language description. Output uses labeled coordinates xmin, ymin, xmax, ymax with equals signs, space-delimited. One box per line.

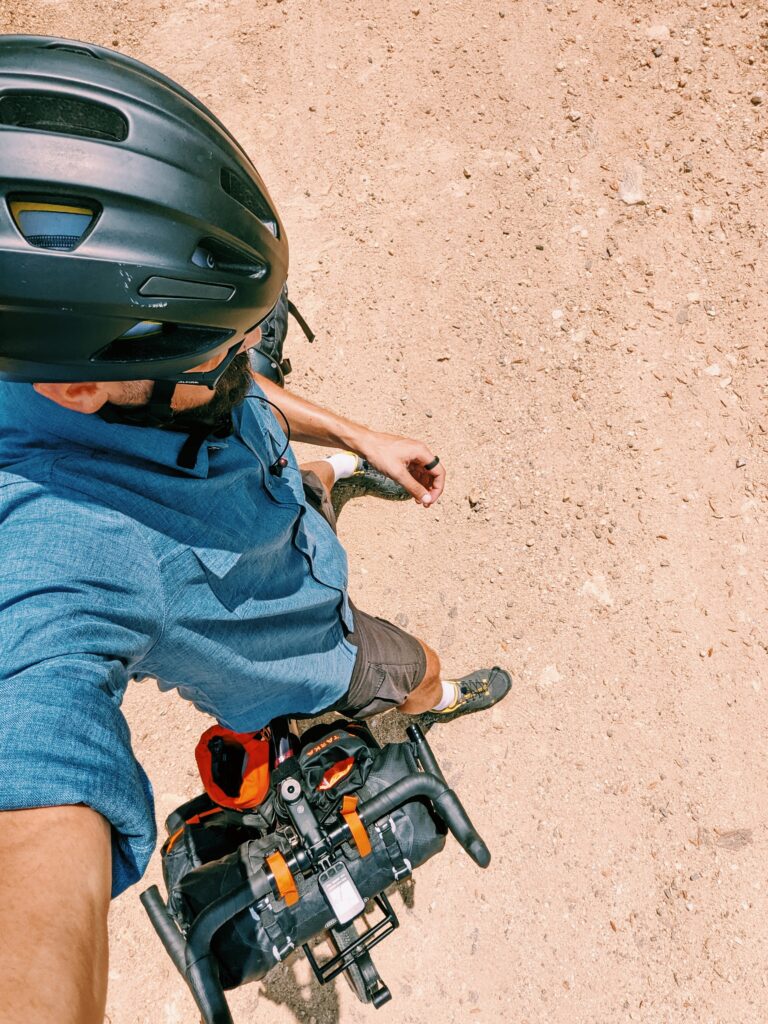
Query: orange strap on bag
xmin=341 ymin=793 xmax=372 ymax=858
xmin=195 ymin=725 xmax=271 ymax=810
xmin=265 ymin=851 xmax=299 ymax=906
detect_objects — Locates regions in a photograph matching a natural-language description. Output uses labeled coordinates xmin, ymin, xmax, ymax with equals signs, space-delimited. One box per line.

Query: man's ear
xmin=33 ymin=381 xmax=113 ymax=414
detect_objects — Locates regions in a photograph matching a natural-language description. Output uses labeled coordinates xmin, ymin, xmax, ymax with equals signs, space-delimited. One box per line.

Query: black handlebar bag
xmin=160 ymin=722 xmax=446 ymax=988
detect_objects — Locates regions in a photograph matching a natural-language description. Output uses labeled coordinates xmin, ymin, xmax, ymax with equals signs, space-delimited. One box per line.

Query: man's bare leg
xmin=0 ymin=805 xmax=111 ymax=1024
xmin=301 ymin=459 xmax=335 ymax=493
xmin=399 ymin=639 xmax=443 ymax=713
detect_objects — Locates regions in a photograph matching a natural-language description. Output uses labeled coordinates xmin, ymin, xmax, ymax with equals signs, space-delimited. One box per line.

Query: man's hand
xmin=357 ymin=431 xmax=445 ymax=507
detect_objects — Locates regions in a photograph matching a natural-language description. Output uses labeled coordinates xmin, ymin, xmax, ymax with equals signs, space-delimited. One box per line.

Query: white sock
xmin=324 ymin=451 xmax=360 ymax=483
xmin=431 ymin=680 xmax=459 ymax=711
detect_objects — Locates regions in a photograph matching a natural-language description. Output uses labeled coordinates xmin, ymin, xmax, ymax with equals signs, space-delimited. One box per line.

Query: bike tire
xmin=329 ymin=923 xmax=378 ymax=1004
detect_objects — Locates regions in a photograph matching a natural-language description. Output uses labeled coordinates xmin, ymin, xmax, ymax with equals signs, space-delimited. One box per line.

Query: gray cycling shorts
xmin=302 ymin=470 xmax=427 ymax=719
xmin=334 ymin=604 xmax=427 ymax=718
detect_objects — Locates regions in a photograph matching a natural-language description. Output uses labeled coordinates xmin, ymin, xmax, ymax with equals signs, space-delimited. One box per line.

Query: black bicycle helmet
xmin=0 ymin=35 xmax=288 ymax=387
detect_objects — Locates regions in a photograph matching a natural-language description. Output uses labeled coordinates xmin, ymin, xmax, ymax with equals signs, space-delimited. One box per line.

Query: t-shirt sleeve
xmin=0 ymin=494 xmax=165 ymax=897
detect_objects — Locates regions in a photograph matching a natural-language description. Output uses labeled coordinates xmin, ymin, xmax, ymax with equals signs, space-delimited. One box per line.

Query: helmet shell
xmin=0 ymin=35 xmax=288 ymax=382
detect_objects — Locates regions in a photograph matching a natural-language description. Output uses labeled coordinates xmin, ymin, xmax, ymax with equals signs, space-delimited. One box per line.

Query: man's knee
xmin=301 ymin=461 xmax=335 ymax=494
xmin=420 ymin=640 xmax=441 ymax=687
xmin=399 ymin=640 xmax=441 ymax=714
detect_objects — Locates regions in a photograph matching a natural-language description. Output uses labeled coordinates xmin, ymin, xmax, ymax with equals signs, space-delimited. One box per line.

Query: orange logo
xmin=303 ymin=733 xmax=342 ymax=759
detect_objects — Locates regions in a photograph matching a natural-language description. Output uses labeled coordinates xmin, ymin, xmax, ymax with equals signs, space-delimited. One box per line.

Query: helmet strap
xmin=174 ymin=425 xmax=209 ymax=469
xmin=98 ymin=378 xmax=177 ymax=429
xmin=146 ymin=379 xmax=178 ymax=424
xmin=97 ymin=378 xmax=235 ymax=470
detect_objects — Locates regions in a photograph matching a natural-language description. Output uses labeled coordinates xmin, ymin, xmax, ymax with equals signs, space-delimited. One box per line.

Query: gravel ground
xmin=2 ymin=2 xmax=767 ymax=1022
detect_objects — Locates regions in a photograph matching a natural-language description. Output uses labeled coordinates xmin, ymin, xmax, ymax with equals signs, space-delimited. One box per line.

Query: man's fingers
xmin=426 ymin=461 xmax=446 ymax=502
xmin=405 ymin=458 xmax=445 ymax=506
xmin=391 ymin=466 xmax=430 ymax=503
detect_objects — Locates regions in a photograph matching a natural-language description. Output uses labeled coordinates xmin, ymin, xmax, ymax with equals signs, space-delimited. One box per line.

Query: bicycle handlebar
xmin=357 ymin=773 xmax=491 ymax=868
xmin=141 ymin=886 xmax=235 ymax=1024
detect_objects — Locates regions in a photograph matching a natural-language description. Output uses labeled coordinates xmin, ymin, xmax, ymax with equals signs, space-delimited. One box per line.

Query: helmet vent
xmin=0 ymin=93 xmax=128 ymax=142
xmin=192 ymin=237 xmax=268 ymax=279
xmin=93 ymin=324 xmax=235 ymax=364
xmin=220 ymin=168 xmax=278 ymax=237
xmin=9 ymin=199 xmax=98 ymax=251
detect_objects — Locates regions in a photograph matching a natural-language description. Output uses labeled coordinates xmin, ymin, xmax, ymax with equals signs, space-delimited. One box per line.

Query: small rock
xmin=525 ymin=538 xmax=535 ymax=547
xmin=463 ymin=167 xmax=472 ymax=179
xmin=618 ymin=160 xmax=645 ymax=205
xmin=751 ymin=91 xmax=765 ymax=106
xmin=539 ymin=664 xmax=562 ymax=687
xmin=468 ymin=492 xmax=483 ymax=509
xmin=567 ymin=109 xmax=582 ymax=122
xmin=581 ymin=576 xmax=614 ymax=607
xmin=691 ymin=204 xmax=713 ymax=229
xmin=736 ymin=457 xmax=747 ymax=468
xmin=652 ymin=45 xmax=663 ymax=58
xmin=646 ymin=24 xmax=670 ymax=42
xmin=714 ymin=828 xmax=753 ymax=850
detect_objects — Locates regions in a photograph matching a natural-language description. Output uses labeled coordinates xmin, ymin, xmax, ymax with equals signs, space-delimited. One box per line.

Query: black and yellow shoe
xmin=414 ymin=667 xmax=512 ymax=730
xmin=330 ymin=458 xmax=411 ymax=519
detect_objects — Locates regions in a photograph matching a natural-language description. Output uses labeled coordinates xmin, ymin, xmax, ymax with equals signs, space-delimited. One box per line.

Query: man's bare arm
xmin=252 ymin=373 xmax=446 ymax=506
xmin=0 ymin=805 xmax=111 ymax=1024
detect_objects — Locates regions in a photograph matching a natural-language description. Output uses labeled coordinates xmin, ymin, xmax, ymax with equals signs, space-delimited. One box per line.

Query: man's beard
xmin=166 ymin=352 xmax=253 ymax=433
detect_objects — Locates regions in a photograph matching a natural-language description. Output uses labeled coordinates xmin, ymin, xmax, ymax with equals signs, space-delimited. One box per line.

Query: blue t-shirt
xmin=0 ymin=380 xmax=356 ymax=895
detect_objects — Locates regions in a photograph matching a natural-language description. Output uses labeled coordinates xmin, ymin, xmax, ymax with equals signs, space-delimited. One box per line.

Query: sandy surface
xmin=3 ymin=1 xmax=768 ymax=1021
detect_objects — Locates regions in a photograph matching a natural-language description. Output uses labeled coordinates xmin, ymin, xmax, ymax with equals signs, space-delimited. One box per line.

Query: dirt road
xmin=2 ymin=2 xmax=767 ymax=1021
